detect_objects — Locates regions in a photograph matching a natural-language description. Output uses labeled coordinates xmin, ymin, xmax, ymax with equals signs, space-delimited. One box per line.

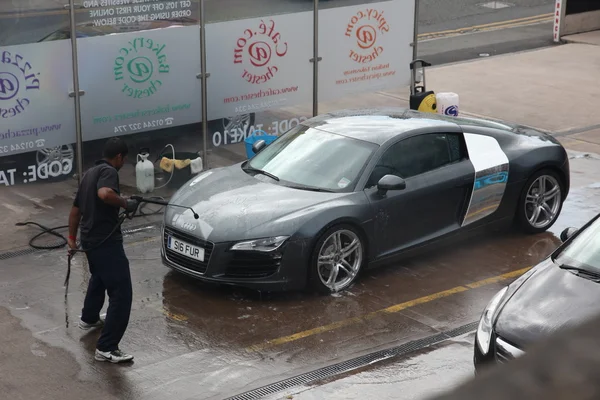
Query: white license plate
xmin=167 ymin=235 xmax=205 ymax=262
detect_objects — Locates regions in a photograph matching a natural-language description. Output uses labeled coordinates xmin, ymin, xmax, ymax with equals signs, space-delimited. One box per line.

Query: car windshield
xmin=554 ymin=216 xmax=600 ymax=274
xmin=246 ymin=124 xmax=378 ymax=191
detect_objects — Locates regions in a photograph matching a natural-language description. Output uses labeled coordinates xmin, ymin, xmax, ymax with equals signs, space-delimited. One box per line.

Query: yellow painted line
xmin=418 ymin=13 xmax=552 ymax=37
xmin=466 ymin=268 xmax=526 ymax=289
xmin=2 ymin=9 xmax=554 ymax=40
xmin=375 ymin=286 xmax=469 ymax=315
xmin=145 ymin=300 xmax=189 ymax=322
xmin=161 ymin=308 xmax=189 ymax=322
xmin=125 ymin=236 xmax=159 ymax=248
xmin=418 ymin=13 xmax=553 ymax=39
xmin=247 ymin=266 xmax=532 ymax=352
xmin=418 ymin=18 xmax=553 ymax=41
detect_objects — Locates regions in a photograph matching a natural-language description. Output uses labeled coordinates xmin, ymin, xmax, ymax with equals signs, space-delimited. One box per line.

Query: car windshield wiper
xmin=242 ymin=165 xmax=279 ymax=181
xmin=559 ymin=264 xmax=600 ymax=281
xmin=285 ymin=184 xmax=335 ymax=193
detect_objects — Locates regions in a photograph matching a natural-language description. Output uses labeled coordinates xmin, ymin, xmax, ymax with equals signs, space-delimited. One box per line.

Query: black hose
xmin=15 ymin=221 xmax=69 ymax=250
xmin=137 ymin=198 xmax=166 ymax=217
xmin=16 ymin=196 xmax=170 ymax=291
xmin=16 ymin=196 xmax=168 ymax=251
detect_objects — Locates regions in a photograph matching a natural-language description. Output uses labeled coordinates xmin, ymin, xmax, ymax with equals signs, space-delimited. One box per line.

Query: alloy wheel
xmin=524 ymin=174 xmax=562 ymax=229
xmin=37 ymin=144 xmax=73 ymax=164
xmin=222 ymin=114 xmax=252 ymax=140
xmin=36 ymin=144 xmax=74 ymax=176
xmin=317 ymin=229 xmax=363 ymax=292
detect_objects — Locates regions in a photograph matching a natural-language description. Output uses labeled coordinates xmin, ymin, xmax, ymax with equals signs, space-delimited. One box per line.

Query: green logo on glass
xmin=114 ymin=37 xmax=170 ymax=99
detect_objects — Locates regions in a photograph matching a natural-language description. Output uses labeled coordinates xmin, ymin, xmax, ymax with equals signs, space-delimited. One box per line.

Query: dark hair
xmin=103 ymin=137 xmax=129 ymax=159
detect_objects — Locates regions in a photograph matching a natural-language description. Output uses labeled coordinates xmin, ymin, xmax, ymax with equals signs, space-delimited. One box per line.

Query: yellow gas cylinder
xmin=410 ymin=90 xmax=437 ymax=113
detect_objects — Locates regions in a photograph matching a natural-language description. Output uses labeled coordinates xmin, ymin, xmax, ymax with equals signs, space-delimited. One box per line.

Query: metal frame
xmin=67 ymin=0 xmax=84 ymax=184
xmin=199 ymin=0 xmax=209 ymax=169
xmin=312 ymin=0 xmax=321 ymax=117
xmin=413 ymin=0 xmax=420 ymax=61
xmin=67 ymin=0 xmax=420 ymax=180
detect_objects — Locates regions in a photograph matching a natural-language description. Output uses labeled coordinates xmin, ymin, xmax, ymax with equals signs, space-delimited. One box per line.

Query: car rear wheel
xmin=308 ymin=225 xmax=365 ymax=294
xmin=516 ymin=169 xmax=564 ymax=234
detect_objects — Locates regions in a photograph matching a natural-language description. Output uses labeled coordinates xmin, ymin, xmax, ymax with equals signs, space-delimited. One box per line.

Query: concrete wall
xmin=556 ymin=0 xmax=600 ymax=40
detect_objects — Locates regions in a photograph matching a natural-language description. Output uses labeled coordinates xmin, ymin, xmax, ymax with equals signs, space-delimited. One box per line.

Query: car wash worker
xmin=67 ymin=137 xmax=140 ymax=363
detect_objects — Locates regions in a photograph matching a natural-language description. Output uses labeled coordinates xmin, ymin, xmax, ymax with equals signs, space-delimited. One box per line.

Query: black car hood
xmin=495 ymin=259 xmax=600 ymax=348
xmin=164 ymin=163 xmax=355 ymax=243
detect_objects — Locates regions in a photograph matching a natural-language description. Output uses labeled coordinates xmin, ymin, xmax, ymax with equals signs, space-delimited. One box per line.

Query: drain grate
xmin=0 ymin=222 xmax=161 ymax=262
xmin=446 ymin=321 xmax=479 ymax=337
xmin=0 ymin=247 xmax=42 ymax=261
xmin=225 ymin=321 xmax=479 ymax=400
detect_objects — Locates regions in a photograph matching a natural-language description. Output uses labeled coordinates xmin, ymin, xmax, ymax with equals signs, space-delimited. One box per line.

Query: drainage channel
xmin=0 ymin=222 xmax=161 ymax=261
xmin=225 ymin=321 xmax=479 ymax=400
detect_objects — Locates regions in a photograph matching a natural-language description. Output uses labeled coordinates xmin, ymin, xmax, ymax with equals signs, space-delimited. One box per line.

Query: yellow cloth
xmin=160 ymin=157 xmax=191 ymax=172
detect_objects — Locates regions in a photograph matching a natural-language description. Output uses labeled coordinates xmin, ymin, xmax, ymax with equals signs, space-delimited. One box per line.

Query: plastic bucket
xmin=244 ymin=130 xmax=278 ymax=159
xmin=157 ymin=150 xmax=198 ymax=188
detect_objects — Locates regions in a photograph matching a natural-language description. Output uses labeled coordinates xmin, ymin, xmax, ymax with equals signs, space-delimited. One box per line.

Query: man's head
xmin=103 ymin=137 xmax=129 ymax=170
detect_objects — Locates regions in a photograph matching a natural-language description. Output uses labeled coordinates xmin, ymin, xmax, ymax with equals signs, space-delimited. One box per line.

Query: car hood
xmin=494 ymin=259 xmax=600 ymax=348
xmin=163 ymin=164 xmax=352 ymax=243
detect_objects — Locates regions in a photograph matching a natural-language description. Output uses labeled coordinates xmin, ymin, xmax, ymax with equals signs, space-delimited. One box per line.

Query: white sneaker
xmin=94 ymin=348 xmax=134 ymax=363
xmin=79 ymin=317 xmax=105 ymax=330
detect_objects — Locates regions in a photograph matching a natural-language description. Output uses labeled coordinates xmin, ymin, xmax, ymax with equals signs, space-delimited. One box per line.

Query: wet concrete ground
xmin=1 ymin=148 xmax=600 ymax=399
xmin=270 ymin=332 xmax=477 ymax=400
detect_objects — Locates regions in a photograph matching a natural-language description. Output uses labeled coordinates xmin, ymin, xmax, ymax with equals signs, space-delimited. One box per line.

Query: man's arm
xmin=96 ymin=167 xmax=139 ymax=213
xmin=96 ymin=167 xmax=127 ymax=209
xmin=68 ymin=189 xmax=81 ymax=249
xmin=97 ymin=187 xmax=127 ymax=209
xmin=68 ymin=206 xmax=81 ymax=239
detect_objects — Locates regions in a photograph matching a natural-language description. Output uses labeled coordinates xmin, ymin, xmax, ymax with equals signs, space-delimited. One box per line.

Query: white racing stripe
xmin=462 ymin=133 xmax=510 ymax=226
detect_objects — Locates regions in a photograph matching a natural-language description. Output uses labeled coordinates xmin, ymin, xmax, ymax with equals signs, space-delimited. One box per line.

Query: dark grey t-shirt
xmin=73 ymin=159 xmax=123 ymax=245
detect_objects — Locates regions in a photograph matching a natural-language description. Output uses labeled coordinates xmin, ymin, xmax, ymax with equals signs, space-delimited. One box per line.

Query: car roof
xmin=303 ymin=107 xmax=517 ymax=145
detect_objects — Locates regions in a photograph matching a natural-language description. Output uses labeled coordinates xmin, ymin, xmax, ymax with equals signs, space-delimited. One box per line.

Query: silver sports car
xmin=160 ymin=108 xmax=570 ymax=293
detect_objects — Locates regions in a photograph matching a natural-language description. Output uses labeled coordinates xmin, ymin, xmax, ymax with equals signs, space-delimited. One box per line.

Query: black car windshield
xmin=246 ymin=124 xmax=378 ymax=191
xmin=554 ymin=216 xmax=600 ymax=274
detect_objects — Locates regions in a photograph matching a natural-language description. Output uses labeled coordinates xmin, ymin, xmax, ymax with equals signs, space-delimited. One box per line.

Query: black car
xmin=160 ymin=108 xmax=570 ymax=293
xmin=474 ymin=211 xmax=600 ymax=371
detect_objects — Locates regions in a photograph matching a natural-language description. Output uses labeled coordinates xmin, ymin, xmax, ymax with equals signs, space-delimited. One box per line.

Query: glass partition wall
xmin=1 ymin=1 xmax=77 ymax=190
xmin=0 ymin=0 xmax=414 ymax=198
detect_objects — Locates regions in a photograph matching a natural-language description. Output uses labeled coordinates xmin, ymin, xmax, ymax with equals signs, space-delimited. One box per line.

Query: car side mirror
xmin=377 ymin=174 xmax=406 ymax=195
xmin=252 ymin=139 xmax=267 ymax=155
xmin=560 ymin=227 xmax=578 ymax=242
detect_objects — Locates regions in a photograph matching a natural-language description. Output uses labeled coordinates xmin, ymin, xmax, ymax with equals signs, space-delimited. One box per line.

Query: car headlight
xmin=230 ymin=236 xmax=289 ymax=252
xmin=476 ymin=286 xmax=508 ymax=355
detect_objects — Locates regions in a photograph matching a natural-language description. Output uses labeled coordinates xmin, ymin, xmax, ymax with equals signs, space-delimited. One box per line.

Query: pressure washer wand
xmin=130 ymin=196 xmax=200 ymax=219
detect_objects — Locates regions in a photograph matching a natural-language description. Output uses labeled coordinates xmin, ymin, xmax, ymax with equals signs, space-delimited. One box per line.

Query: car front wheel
xmin=516 ymin=169 xmax=564 ymax=234
xmin=308 ymin=224 xmax=365 ymax=294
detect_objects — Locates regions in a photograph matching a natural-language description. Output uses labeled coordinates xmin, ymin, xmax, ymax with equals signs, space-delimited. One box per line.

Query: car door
xmin=365 ymin=132 xmax=475 ymax=259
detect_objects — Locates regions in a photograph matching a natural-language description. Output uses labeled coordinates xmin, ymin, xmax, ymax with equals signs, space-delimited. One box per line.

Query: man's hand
xmin=68 ymin=206 xmax=81 ymax=255
xmin=67 ymin=235 xmax=78 ymax=257
xmin=67 ymin=237 xmax=78 ymax=251
xmin=124 ymin=197 xmax=140 ymax=214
